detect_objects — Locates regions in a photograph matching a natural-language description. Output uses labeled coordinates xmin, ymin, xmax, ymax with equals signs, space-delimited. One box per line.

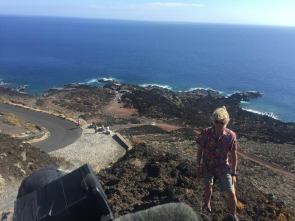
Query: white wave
xmin=101 ymin=77 xmax=115 ymax=81
xmin=225 ymin=90 xmax=263 ymax=98
xmin=188 ymin=87 xmax=213 ymax=91
xmin=0 ymin=80 xmax=8 ymax=86
xmin=99 ymin=77 xmax=120 ymax=82
xmin=79 ymin=77 xmax=120 ymax=85
xmin=223 ymin=90 xmax=242 ymax=97
xmin=247 ymin=90 xmax=262 ymax=94
xmin=224 ymin=93 xmax=233 ymax=98
xmin=86 ymin=79 xmax=98 ymax=84
xmin=96 ymin=77 xmax=121 ymax=83
xmin=141 ymin=84 xmax=172 ymax=90
xmin=241 ymin=108 xmax=278 ymax=120
xmin=187 ymin=87 xmax=224 ymax=95
xmin=240 ymin=101 xmax=250 ymax=104
xmin=51 ymin=86 xmax=64 ymax=90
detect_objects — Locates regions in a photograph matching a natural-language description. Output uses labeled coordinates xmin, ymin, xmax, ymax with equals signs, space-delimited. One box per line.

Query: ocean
xmin=1 ymin=15 xmax=295 ymax=122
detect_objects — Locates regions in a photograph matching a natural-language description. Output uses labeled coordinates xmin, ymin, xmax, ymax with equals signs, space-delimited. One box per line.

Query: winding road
xmin=0 ymin=102 xmax=82 ymax=152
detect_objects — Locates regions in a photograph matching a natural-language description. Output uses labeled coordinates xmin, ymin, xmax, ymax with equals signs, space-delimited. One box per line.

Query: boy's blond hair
xmin=211 ymin=106 xmax=230 ymax=125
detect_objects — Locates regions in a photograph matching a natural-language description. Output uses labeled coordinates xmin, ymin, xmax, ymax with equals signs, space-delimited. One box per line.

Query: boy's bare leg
xmin=205 ymin=186 xmax=213 ymax=208
xmin=228 ymin=190 xmax=237 ymax=216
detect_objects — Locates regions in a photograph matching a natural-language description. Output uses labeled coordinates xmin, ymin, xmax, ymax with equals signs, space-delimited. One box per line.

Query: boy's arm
xmin=196 ymin=145 xmax=204 ymax=166
xmin=231 ymin=150 xmax=237 ymax=175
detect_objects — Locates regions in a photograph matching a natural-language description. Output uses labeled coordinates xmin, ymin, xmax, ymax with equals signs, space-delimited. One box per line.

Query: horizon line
xmin=1 ymin=13 xmax=295 ymax=28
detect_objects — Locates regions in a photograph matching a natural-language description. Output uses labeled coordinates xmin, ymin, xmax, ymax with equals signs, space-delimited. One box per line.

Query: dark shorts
xmin=203 ymin=171 xmax=235 ymax=192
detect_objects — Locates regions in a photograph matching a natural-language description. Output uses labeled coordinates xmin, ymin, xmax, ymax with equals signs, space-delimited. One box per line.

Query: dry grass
xmin=2 ymin=113 xmax=24 ymax=126
xmin=0 ymin=97 xmax=10 ymax=103
xmin=0 ymin=113 xmax=38 ymax=134
xmin=25 ymin=123 xmax=38 ymax=134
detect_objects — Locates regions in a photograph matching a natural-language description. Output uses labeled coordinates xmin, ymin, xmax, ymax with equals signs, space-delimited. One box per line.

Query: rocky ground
xmin=97 ymin=143 xmax=294 ymax=220
xmin=117 ymin=125 xmax=295 ymax=213
xmin=0 ymin=134 xmax=68 ymax=183
xmin=0 ymin=133 xmax=69 ymax=218
xmin=118 ymin=125 xmax=198 ymax=158
xmin=238 ymin=139 xmax=295 ymax=173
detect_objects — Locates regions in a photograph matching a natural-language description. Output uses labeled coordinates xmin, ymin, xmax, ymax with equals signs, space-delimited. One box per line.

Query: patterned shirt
xmin=197 ymin=126 xmax=237 ymax=175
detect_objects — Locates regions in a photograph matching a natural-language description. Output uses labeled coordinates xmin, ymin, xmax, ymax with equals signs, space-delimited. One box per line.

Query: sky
xmin=0 ymin=0 xmax=295 ymax=26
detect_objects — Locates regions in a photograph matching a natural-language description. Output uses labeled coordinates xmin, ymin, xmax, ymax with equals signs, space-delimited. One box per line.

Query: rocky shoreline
xmin=107 ymin=83 xmax=295 ymax=144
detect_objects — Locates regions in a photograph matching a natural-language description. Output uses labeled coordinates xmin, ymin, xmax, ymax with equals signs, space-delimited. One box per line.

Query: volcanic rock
xmin=97 ymin=143 xmax=294 ymax=220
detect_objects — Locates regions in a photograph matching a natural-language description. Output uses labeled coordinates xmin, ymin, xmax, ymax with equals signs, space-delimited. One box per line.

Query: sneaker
xmin=202 ymin=204 xmax=212 ymax=212
xmin=227 ymin=214 xmax=239 ymax=221
xmin=226 ymin=214 xmax=239 ymax=221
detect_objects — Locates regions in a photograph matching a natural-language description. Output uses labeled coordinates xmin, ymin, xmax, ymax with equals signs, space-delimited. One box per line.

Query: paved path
xmin=50 ymin=127 xmax=126 ymax=173
xmin=0 ymin=102 xmax=82 ymax=152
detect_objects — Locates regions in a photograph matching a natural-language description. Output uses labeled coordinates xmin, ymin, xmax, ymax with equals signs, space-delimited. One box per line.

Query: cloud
xmin=89 ymin=5 xmax=107 ymax=10
xmin=90 ymin=2 xmax=205 ymax=10
xmin=146 ymin=2 xmax=205 ymax=7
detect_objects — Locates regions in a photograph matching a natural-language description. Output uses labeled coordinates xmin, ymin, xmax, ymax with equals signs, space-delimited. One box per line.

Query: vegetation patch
xmin=2 ymin=113 xmax=24 ymax=126
xmin=0 ymin=113 xmax=39 ymax=135
xmin=0 ymin=97 xmax=10 ymax=103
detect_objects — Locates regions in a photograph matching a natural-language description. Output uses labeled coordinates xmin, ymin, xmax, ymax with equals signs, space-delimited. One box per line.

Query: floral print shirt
xmin=197 ymin=126 xmax=237 ymax=175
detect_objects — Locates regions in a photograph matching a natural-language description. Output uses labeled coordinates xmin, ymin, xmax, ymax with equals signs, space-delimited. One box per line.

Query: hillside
xmin=97 ymin=143 xmax=294 ymax=220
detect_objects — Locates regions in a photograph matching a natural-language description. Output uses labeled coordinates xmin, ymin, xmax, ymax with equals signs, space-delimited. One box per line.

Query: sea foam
xmin=241 ymin=108 xmax=278 ymax=120
xmin=0 ymin=79 xmax=8 ymax=86
xmin=85 ymin=78 xmax=98 ymax=84
xmin=100 ymin=77 xmax=120 ymax=82
xmin=188 ymin=87 xmax=214 ymax=91
xmin=187 ymin=87 xmax=224 ymax=95
xmin=102 ymin=77 xmax=115 ymax=81
xmin=141 ymin=84 xmax=172 ymax=90
xmin=80 ymin=77 xmax=120 ymax=85
xmin=224 ymin=90 xmax=263 ymax=98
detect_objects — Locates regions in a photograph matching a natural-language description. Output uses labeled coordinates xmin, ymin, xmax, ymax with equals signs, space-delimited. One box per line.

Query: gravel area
xmin=0 ymin=125 xmax=126 ymax=219
xmin=0 ymin=180 xmax=20 ymax=213
xmin=239 ymin=139 xmax=295 ymax=172
xmin=49 ymin=126 xmax=127 ymax=173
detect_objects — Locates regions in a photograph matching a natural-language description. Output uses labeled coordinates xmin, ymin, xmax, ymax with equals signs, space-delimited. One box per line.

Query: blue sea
xmin=1 ymin=15 xmax=295 ymax=122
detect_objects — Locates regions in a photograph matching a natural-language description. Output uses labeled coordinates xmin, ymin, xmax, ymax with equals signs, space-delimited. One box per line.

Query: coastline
xmin=0 ymin=77 xmax=288 ymax=123
xmin=2 ymin=79 xmax=295 ymax=145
